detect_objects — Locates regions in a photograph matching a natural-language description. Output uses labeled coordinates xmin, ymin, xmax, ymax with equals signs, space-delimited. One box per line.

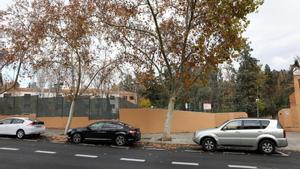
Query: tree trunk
xmin=162 ymin=96 xmax=176 ymax=141
xmin=64 ymin=99 xmax=76 ymax=135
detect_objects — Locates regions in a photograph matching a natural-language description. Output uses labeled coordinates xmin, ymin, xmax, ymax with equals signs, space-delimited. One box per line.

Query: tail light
xmin=27 ymin=122 xmax=35 ymax=126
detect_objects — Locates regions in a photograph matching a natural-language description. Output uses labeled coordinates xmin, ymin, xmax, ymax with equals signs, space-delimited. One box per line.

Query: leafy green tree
xmin=96 ymin=0 xmax=263 ymax=140
xmin=234 ymin=45 xmax=261 ymax=117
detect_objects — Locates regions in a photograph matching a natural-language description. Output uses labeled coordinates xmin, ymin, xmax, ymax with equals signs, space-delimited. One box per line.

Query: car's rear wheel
xmin=259 ymin=139 xmax=275 ymax=154
xmin=72 ymin=133 xmax=82 ymax=144
xmin=16 ymin=129 xmax=25 ymax=139
xmin=201 ymin=137 xmax=216 ymax=152
xmin=115 ymin=135 xmax=126 ymax=146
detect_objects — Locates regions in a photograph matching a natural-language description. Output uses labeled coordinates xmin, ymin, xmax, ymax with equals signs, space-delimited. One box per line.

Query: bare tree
xmin=2 ymin=0 xmax=120 ymax=134
xmin=95 ymin=0 xmax=263 ymax=140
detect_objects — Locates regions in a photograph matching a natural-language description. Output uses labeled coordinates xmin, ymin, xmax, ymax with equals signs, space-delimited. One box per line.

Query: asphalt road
xmin=0 ymin=137 xmax=299 ymax=169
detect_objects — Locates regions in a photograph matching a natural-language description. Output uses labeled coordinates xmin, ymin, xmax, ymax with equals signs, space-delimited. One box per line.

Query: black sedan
xmin=67 ymin=121 xmax=141 ymax=146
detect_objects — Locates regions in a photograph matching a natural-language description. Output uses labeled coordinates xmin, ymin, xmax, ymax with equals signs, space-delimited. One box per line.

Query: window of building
xmin=111 ymin=104 xmax=115 ymax=109
xmin=129 ymin=96 xmax=135 ymax=100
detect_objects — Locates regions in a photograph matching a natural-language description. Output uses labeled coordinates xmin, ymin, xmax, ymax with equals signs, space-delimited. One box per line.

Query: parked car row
xmin=0 ymin=117 xmax=288 ymax=154
xmin=0 ymin=117 xmax=141 ymax=146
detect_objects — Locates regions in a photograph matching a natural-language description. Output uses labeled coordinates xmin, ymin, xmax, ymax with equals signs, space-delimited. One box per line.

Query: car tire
xmin=259 ymin=139 xmax=275 ymax=154
xmin=16 ymin=129 xmax=25 ymax=139
xmin=115 ymin=135 xmax=126 ymax=146
xmin=201 ymin=137 xmax=216 ymax=152
xmin=72 ymin=133 xmax=82 ymax=144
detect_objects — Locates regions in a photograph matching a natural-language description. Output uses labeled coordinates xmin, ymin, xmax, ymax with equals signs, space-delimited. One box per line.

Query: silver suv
xmin=193 ymin=118 xmax=288 ymax=154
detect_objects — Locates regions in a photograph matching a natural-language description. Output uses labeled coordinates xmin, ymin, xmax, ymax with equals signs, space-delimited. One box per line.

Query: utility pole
xmin=256 ymin=98 xmax=260 ymax=118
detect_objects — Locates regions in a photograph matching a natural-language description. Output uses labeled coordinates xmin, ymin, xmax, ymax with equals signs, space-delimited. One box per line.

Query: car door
xmin=238 ymin=120 xmax=264 ymax=147
xmin=102 ymin=123 xmax=123 ymax=140
xmin=216 ymin=120 xmax=243 ymax=146
xmin=84 ymin=122 xmax=106 ymax=141
xmin=9 ymin=119 xmax=25 ymax=135
xmin=0 ymin=119 xmax=13 ymax=135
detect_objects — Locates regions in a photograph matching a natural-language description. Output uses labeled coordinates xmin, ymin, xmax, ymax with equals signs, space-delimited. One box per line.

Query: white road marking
xmin=111 ymin=145 xmax=129 ymax=149
xmin=74 ymin=154 xmax=98 ymax=158
xmin=184 ymin=149 xmax=203 ymax=153
xmin=0 ymin=147 xmax=19 ymax=151
xmin=172 ymin=161 xmax=199 ymax=166
xmin=275 ymin=151 xmax=289 ymax=157
xmin=228 ymin=165 xmax=258 ymax=169
xmin=35 ymin=150 xmax=56 ymax=154
xmin=120 ymin=158 xmax=146 ymax=162
xmin=24 ymin=139 xmax=38 ymax=142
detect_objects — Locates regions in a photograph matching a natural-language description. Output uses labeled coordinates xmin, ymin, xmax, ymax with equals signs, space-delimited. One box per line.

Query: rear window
xmin=277 ymin=121 xmax=283 ymax=129
xmin=261 ymin=120 xmax=270 ymax=129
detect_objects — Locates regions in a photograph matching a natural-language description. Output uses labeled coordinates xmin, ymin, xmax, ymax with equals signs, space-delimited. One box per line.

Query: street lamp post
xmin=255 ymin=98 xmax=259 ymax=118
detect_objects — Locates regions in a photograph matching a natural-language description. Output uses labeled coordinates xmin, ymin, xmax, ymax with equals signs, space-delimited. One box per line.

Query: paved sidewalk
xmin=43 ymin=129 xmax=300 ymax=151
xmin=282 ymin=132 xmax=300 ymax=151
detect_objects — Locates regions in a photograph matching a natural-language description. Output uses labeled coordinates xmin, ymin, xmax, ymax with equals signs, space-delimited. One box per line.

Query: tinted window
xmin=11 ymin=119 xmax=24 ymax=124
xmin=243 ymin=120 xmax=261 ymax=129
xmin=0 ymin=119 xmax=12 ymax=124
xmin=277 ymin=121 xmax=283 ymax=129
xmin=223 ymin=120 xmax=242 ymax=130
xmin=89 ymin=122 xmax=104 ymax=130
xmin=261 ymin=120 xmax=270 ymax=129
xmin=103 ymin=123 xmax=123 ymax=129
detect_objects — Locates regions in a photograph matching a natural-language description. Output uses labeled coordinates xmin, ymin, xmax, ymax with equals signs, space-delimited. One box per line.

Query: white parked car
xmin=0 ymin=117 xmax=46 ymax=139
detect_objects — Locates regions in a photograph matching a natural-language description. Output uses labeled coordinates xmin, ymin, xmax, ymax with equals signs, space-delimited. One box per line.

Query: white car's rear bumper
xmin=25 ymin=126 xmax=46 ymax=135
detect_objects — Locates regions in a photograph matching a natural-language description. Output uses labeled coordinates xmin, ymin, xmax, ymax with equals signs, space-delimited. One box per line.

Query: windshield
xmin=216 ymin=120 xmax=229 ymax=128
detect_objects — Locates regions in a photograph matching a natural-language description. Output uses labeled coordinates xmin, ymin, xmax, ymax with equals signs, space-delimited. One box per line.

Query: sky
xmin=1 ymin=0 xmax=300 ymax=71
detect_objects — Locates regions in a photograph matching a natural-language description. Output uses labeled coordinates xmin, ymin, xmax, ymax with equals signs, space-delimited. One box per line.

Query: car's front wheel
xmin=115 ymin=135 xmax=126 ymax=146
xmin=259 ymin=139 xmax=275 ymax=154
xmin=16 ymin=129 xmax=25 ymax=139
xmin=201 ymin=137 xmax=216 ymax=152
xmin=72 ymin=133 xmax=82 ymax=144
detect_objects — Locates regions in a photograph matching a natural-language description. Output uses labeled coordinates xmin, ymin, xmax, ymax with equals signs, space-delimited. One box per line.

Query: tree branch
xmin=146 ymin=0 xmax=173 ymax=81
xmin=0 ymin=54 xmax=24 ymax=95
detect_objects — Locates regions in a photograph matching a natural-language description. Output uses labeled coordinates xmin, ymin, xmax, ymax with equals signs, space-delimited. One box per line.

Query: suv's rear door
xmin=238 ymin=120 xmax=268 ymax=147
